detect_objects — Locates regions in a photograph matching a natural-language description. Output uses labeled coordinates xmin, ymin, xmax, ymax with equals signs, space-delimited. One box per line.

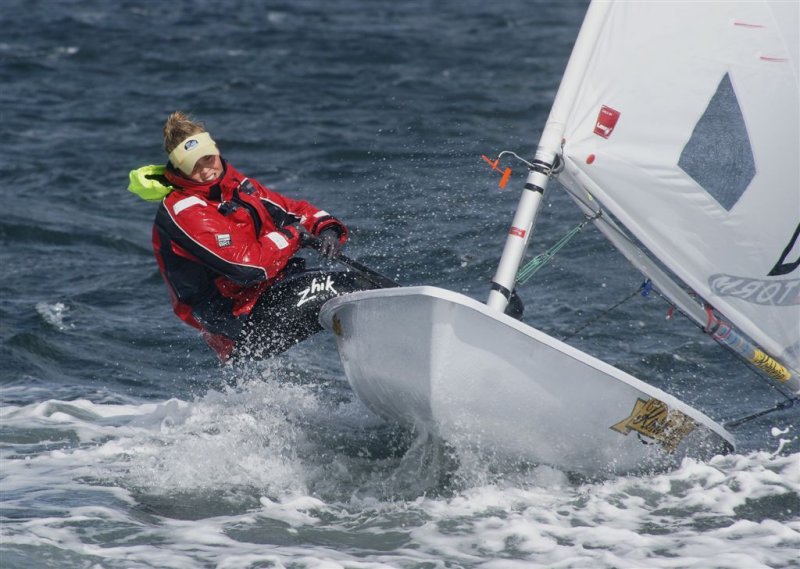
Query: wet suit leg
xmin=233 ymin=270 xmax=377 ymax=359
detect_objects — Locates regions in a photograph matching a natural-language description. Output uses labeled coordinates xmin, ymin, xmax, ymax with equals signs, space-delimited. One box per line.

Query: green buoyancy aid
xmin=128 ymin=165 xmax=174 ymax=202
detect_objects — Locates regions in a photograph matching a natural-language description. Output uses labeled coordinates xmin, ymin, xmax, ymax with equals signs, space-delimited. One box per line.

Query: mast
xmin=487 ymin=0 xmax=611 ymax=312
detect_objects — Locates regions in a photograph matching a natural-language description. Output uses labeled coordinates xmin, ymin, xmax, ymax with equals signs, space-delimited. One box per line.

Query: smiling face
xmin=188 ymin=154 xmax=223 ymax=183
xmin=163 ymin=114 xmax=222 ymax=180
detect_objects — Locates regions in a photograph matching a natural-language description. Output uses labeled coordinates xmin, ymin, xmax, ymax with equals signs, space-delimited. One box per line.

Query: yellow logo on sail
xmin=611 ymin=398 xmax=696 ymax=453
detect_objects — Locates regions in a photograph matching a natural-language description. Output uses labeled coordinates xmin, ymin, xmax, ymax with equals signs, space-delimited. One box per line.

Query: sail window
xmin=678 ymin=73 xmax=755 ymax=211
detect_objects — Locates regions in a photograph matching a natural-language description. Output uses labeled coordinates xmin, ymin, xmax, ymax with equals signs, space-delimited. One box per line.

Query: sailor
xmin=128 ymin=111 xmax=375 ymax=361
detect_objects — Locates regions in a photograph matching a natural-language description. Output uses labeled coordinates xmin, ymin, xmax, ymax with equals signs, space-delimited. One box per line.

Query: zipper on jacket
xmin=231 ymin=188 xmax=263 ymax=237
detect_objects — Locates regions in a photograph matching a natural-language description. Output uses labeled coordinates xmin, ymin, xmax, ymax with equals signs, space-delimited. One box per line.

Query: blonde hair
xmin=163 ymin=111 xmax=207 ymax=154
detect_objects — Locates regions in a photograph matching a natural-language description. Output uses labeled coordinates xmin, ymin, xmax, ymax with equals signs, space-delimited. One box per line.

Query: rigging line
xmin=559 ymin=281 xmax=647 ymax=342
xmin=496 ymin=150 xmax=536 ymax=170
xmin=516 ymin=212 xmax=601 ymax=285
xmin=723 ymin=397 xmax=799 ymax=430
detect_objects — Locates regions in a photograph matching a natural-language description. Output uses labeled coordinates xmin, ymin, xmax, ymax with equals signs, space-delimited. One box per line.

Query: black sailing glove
xmin=317 ymin=229 xmax=342 ymax=260
xmin=295 ymin=224 xmax=315 ymax=248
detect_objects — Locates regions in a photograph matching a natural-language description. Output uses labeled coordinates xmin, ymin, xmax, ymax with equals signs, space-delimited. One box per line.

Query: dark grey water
xmin=2 ymin=1 xmax=798 ymax=568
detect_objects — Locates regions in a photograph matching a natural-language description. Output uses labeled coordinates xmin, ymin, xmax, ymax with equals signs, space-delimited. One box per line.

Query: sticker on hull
xmin=611 ymin=398 xmax=696 ymax=453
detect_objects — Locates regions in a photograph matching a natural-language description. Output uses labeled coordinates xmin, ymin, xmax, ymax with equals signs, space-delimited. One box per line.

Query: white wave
xmin=35 ymin=301 xmax=72 ymax=330
xmin=2 ymin=377 xmax=798 ymax=569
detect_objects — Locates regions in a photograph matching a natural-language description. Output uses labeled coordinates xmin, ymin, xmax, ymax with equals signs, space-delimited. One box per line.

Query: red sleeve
xmin=250 ymin=179 xmax=349 ymax=244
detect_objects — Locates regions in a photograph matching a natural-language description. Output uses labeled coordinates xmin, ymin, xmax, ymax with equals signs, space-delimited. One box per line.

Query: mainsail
xmin=553 ymin=1 xmax=799 ymax=380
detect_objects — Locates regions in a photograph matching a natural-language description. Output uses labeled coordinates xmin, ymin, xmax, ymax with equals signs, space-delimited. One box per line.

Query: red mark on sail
xmin=482 ymin=154 xmax=512 ymax=189
xmin=594 ymin=106 xmax=620 ymax=139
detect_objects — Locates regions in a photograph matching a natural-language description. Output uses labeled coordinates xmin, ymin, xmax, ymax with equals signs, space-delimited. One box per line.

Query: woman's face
xmin=188 ymin=154 xmax=223 ymax=183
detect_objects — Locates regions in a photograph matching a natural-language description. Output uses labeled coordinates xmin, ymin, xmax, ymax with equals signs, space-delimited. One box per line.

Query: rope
xmin=724 ymin=397 xmax=799 ymax=430
xmin=560 ymin=282 xmax=648 ymax=342
xmin=497 ymin=150 xmax=536 ymax=170
xmin=516 ymin=213 xmax=599 ymax=285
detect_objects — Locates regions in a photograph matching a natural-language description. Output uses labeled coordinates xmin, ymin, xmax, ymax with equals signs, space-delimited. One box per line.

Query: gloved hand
xmin=295 ymin=224 xmax=315 ymax=248
xmin=317 ymin=229 xmax=342 ymax=260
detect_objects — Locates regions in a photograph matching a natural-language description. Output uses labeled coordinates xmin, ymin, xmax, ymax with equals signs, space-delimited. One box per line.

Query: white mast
xmin=487 ymin=0 xmax=611 ymax=312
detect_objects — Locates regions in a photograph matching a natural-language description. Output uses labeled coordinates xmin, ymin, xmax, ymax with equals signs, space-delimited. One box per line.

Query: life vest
xmin=128 ymin=165 xmax=173 ymax=201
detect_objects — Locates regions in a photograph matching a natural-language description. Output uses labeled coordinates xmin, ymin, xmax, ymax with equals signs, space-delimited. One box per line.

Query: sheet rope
xmin=516 ymin=212 xmax=600 ymax=285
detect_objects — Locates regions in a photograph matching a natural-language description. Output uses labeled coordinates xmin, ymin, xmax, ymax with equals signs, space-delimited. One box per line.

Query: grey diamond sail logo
xmin=678 ymin=73 xmax=755 ymax=211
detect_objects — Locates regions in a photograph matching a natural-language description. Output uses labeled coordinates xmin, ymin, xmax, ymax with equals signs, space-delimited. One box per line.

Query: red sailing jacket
xmin=152 ymin=159 xmax=347 ymax=357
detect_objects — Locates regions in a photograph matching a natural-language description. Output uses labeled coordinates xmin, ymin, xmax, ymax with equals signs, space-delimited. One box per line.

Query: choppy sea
xmin=1 ymin=1 xmax=798 ymax=568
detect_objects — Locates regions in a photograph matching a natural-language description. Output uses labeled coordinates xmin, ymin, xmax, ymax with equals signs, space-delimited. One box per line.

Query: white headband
xmin=168 ymin=132 xmax=219 ymax=175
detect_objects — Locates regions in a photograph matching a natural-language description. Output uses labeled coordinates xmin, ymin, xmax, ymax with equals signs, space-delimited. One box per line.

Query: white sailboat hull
xmin=320 ymin=287 xmax=735 ymax=475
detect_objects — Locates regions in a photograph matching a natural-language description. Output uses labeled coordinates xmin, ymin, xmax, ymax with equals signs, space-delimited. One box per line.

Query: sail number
xmin=769 ymin=222 xmax=800 ymax=277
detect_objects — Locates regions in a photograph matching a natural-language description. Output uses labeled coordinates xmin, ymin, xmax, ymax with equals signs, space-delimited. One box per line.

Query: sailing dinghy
xmin=320 ymin=0 xmax=800 ymax=475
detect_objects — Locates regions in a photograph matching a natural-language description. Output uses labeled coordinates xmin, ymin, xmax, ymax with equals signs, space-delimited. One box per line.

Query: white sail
xmin=556 ymin=1 xmax=800 ymax=374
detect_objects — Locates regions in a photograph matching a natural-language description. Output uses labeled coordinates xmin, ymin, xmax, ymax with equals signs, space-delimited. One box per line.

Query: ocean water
xmin=1 ymin=1 xmax=798 ymax=568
